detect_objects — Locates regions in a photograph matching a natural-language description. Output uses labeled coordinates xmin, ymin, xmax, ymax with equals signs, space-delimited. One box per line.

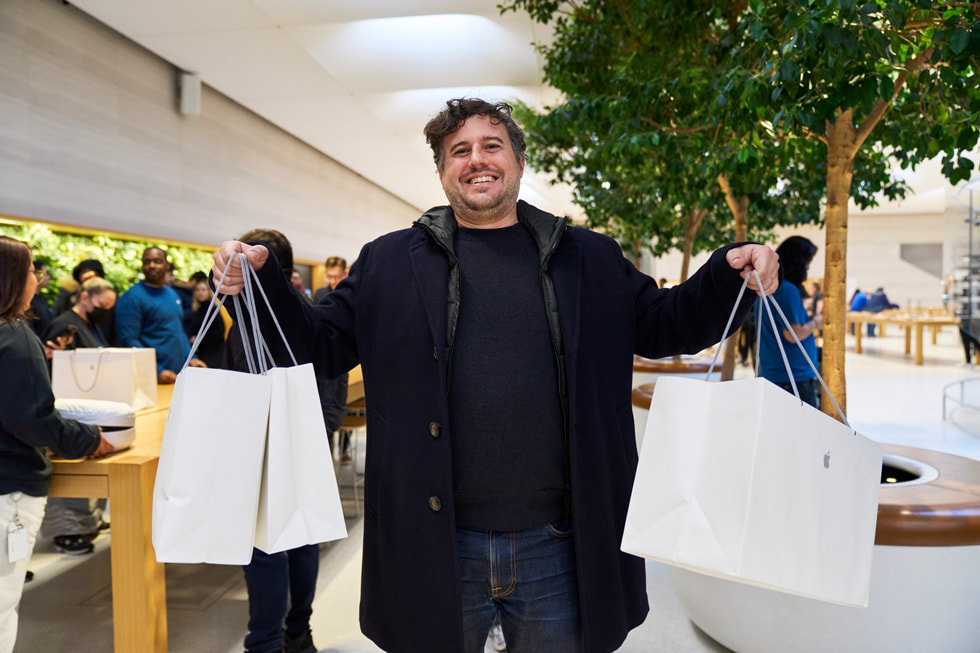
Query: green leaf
xmin=950 ymin=29 xmax=970 ymax=55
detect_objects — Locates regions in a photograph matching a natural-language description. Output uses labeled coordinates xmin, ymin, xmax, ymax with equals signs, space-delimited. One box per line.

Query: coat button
xmin=428 ymin=496 xmax=442 ymax=512
xmin=432 ymin=346 xmax=439 ymax=360
xmin=429 ymin=422 xmax=441 ymax=438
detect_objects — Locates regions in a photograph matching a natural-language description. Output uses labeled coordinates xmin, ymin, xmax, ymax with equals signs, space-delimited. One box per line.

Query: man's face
xmin=142 ymin=248 xmax=168 ymax=286
xmin=325 ymin=265 xmax=346 ymax=290
xmin=438 ymin=115 xmax=524 ymax=227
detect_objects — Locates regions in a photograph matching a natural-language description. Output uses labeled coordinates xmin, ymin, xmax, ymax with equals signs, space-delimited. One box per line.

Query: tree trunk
xmin=822 ymin=109 xmax=858 ymax=420
xmin=679 ymin=207 xmax=706 ymax=282
xmin=718 ymin=174 xmax=749 ymax=381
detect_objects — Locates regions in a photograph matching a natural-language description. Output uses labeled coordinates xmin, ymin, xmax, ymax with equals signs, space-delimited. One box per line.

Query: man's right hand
xmin=212 ymin=241 xmax=270 ymax=295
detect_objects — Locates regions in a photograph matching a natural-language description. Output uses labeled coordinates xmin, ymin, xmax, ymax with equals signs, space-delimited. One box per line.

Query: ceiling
xmin=69 ymin=0 xmax=582 ymax=219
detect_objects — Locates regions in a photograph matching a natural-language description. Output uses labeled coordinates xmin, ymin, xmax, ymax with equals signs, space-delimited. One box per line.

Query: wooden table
xmin=49 ymin=384 xmax=173 ymax=653
xmin=846 ymin=311 xmax=961 ymax=365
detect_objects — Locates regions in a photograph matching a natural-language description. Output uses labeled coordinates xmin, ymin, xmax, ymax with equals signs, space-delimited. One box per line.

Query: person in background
xmin=848 ymin=288 xmax=868 ymax=335
xmin=757 ymin=236 xmax=823 ymax=408
xmin=863 ymin=286 xmax=899 ymax=336
xmin=27 ymin=260 xmax=53 ymax=338
xmin=38 ymin=276 xmax=118 ymax=554
xmin=224 ymin=228 xmax=319 ymax=653
xmin=312 ymin=255 xmax=350 ymax=459
xmin=849 ymin=288 xmax=868 ymax=312
xmin=312 ymin=256 xmax=347 ymax=304
xmin=210 ymin=98 xmax=780 ymax=652
xmin=166 ymin=265 xmax=196 ymax=327
xmin=0 ymin=236 xmax=113 ymax=653
xmin=51 ymin=259 xmax=105 ymax=316
xmin=805 ymin=280 xmax=824 ymax=319
xmin=290 ymin=270 xmax=311 ymax=301
xmin=184 ymin=272 xmax=226 ymax=370
xmin=116 ymin=247 xmax=206 ymax=384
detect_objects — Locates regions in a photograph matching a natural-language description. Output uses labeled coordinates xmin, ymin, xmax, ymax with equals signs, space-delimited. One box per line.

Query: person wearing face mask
xmin=37 ymin=276 xmax=119 ymax=554
xmin=42 ymin=277 xmax=117 ymax=350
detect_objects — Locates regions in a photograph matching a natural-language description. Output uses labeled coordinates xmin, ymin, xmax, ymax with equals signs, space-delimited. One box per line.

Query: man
xmin=312 ymin=256 xmax=347 ymax=304
xmin=212 ymin=98 xmax=779 ymax=652
xmin=311 ymin=255 xmax=351 ymax=458
xmin=117 ymin=247 xmax=205 ymax=383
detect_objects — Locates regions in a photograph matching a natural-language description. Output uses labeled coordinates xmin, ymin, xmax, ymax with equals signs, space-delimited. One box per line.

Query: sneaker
xmin=283 ymin=628 xmax=317 ymax=653
xmin=488 ymin=623 xmax=506 ymax=652
xmin=53 ymin=534 xmax=94 ymax=555
xmin=25 ymin=570 xmax=34 ymax=583
xmin=340 ymin=450 xmax=352 ymax=464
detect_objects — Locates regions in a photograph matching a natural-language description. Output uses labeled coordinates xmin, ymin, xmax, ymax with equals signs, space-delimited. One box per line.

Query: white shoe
xmin=488 ymin=623 xmax=506 ymax=652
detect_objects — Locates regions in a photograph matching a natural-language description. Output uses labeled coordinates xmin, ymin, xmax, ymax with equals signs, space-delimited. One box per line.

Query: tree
xmin=725 ymin=0 xmax=980 ymax=414
xmin=505 ymin=0 xmax=906 ymax=381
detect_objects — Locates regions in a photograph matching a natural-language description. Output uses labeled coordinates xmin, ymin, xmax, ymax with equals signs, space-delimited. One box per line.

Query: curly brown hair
xmin=0 ymin=236 xmax=32 ymax=322
xmin=423 ymin=98 xmax=526 ymax=172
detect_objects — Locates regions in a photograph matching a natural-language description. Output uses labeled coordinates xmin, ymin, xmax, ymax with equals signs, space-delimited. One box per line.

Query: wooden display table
xmin=633 ymin=354 xmax=714 ymax=375
xmin=49 ymin=384 xmax=173 ymax=653
xmin=846 ymin=311 xmax=960 ymax=365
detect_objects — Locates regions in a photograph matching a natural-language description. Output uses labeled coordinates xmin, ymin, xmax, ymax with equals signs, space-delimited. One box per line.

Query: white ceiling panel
xmin=70 ymin=0 xmax=273 ymax=35
xmin=287 ymin=14 xmax=540 ymax=94
xmin=252 ymin=0 xmax=513 ymax=24
xmin=68 ymin=1 xmax=582 ymax=219
xmin=139 ymin=29 xmax=346 ymax=99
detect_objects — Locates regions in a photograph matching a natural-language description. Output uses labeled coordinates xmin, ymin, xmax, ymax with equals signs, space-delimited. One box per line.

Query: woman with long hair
xmin=756 ymin=235 xmax=824 ymax=408
xmin=0 ymin=236 xmax=113 ymax=652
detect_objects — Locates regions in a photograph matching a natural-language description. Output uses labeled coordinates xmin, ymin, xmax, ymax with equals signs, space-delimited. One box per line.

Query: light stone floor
xmin=14 ymin=325 xmax=980 ymax=652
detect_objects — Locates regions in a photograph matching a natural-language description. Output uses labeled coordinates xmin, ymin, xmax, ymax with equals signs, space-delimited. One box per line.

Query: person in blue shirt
xmin=115 ymin=247 xmax=206 ymax=383
xmin=757 ymin=236 xmax=823 ymax=408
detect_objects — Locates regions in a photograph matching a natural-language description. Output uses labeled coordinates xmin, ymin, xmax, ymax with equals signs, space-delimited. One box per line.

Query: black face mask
xmin=87 ymin=306 xmax=112 ymax=324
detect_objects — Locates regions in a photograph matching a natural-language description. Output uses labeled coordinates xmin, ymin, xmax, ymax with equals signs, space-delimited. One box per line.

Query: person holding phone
xmin=38 ymin=276 xmax=119 ymax=554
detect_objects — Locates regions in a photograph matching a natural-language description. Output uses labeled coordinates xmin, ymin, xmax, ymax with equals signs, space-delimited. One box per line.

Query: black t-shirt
xmin=449 ymin=224 xmax=566 ymax=531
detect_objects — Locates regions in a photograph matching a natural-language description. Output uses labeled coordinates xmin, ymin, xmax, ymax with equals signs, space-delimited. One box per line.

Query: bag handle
xmin=68 ymin=349 xmax=109 ymax=392
xmin=182 ymin=253 xmax=299 ymax=374
xmin=707 ymin=271 xmax=849 ymax=426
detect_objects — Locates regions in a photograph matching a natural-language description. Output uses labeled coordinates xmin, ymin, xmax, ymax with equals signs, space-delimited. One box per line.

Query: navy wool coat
xmin=251 ymin=201 xmax=755 ymax=652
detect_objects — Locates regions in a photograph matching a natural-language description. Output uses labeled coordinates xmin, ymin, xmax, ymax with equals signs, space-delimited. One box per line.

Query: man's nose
xmin=468 ymin=146 xmax=488 ymax=167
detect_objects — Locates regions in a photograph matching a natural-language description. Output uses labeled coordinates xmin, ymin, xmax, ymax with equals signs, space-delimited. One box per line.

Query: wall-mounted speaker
xmin=179 ymin=72 xmax=201 ymax=116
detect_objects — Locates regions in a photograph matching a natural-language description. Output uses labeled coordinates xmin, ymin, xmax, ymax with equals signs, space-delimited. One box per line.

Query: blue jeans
xmin=775 ymin=378 xmax=820 ymax=409
xmin=242 ymin=544 xmax=319 ymax=653
xmin=457 ymin=518 xmax=582 ymax=653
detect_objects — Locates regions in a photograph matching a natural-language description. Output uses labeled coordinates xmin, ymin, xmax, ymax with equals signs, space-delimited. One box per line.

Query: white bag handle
xmin=182 ymin=253 xmax=299 ymax=374
xmin=707 ymin=271 xmax=849 ymax=426
xmin=68 ymin=349 xmax=109 ymax=392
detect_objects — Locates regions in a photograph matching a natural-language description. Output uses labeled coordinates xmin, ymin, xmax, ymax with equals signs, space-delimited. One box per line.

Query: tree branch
xmin=854 ymin=46 xmax=934 ymax=150
xmin=639 ymin=117 xmax=711 ymax=134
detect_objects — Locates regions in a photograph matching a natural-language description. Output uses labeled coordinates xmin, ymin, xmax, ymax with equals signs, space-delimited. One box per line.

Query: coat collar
xmin=413 ymin=200 xmax=568 ymax=262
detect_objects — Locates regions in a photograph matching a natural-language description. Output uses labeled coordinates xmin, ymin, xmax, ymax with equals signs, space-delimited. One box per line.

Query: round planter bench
xmin=632 ymin=383 xmax=980 ymax=653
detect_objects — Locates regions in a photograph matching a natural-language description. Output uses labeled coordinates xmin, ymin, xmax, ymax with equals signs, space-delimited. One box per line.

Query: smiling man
xmin=211 ymin=98 xmax=780 ymax=653
xmin=116 ymin=246 xmax=205 ymax=383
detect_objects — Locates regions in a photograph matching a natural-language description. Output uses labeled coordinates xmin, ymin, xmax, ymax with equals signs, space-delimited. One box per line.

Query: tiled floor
xmin=14 ymin=326 xmax=980 ymax=652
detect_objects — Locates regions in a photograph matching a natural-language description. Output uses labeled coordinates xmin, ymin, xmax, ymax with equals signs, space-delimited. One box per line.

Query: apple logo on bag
xmin=823 ymin=451 xmax=831 ymax=469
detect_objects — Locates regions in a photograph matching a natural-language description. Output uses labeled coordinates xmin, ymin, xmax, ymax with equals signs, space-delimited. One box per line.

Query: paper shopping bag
xmin=254 ymin=363 xmax=347 ymax=553
xmin=52 ymin=347 xmax=158 ymax=410
xmin=152 ymin=366 xmax=271 ymax=564
xmin=621 ymin=376 xmax=882 ymax=606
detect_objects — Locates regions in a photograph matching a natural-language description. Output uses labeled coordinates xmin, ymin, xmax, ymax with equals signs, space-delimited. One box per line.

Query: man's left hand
xmin=726 ymin=244 xmax=780 ymax=295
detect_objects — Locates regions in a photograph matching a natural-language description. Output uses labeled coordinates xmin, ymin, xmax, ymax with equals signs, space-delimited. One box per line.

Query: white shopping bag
xmin=52 ymin=347 xmax=157 ymax=410
xmin=253 ymin=363 xmax=347 ymax=553
xmin=622 ymin=376 xmax=882 ymax=606
xmin=151 ymin=365 xmax=271 ymax=564
xmin=622 ymin=272 xmax=882 ymax=607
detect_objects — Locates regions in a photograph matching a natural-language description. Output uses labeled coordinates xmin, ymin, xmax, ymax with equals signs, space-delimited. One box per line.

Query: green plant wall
xmin=0 ymin=221 xmax=216 ymax=304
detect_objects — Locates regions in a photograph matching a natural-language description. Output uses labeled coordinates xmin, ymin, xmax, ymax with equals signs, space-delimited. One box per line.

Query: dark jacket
xmin=0 ymin=320 xmax=100 ymax=497
xmin=250 ymin=201 xmax=755 ymax=652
